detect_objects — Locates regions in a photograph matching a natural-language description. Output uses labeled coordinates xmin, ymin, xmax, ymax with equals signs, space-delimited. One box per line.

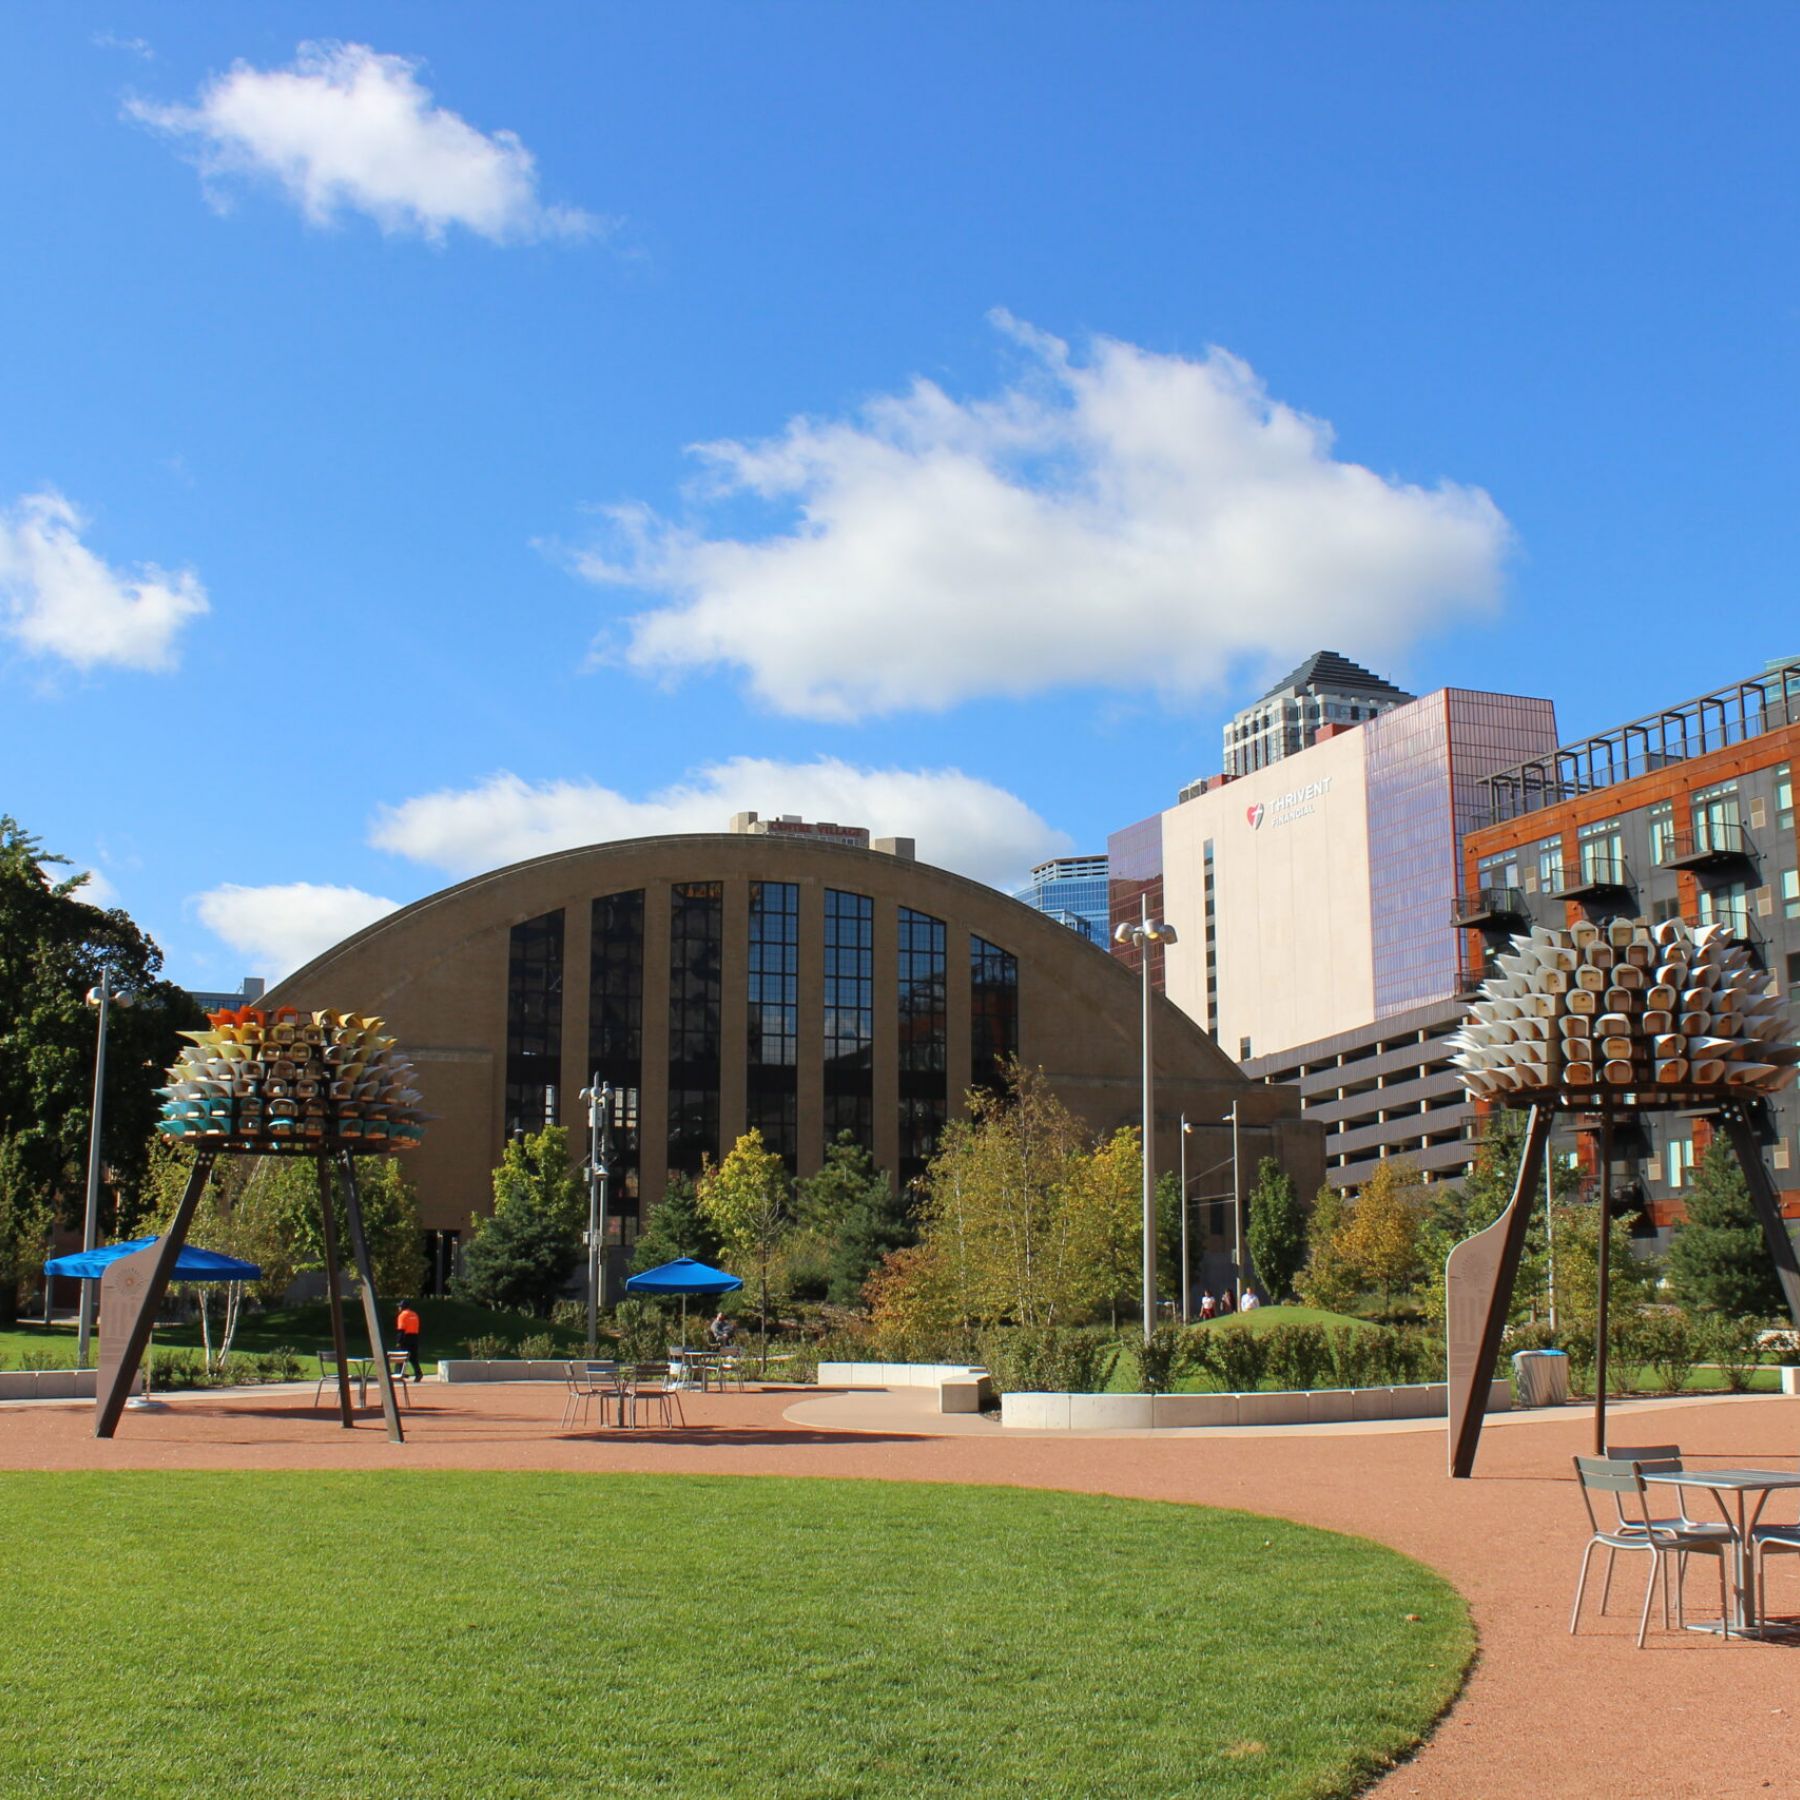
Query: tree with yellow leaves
xmin=1337 ymin=1156 xmax=1427 ymax=1309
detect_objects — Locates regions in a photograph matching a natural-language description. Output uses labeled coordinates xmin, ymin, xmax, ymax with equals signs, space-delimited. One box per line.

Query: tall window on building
xmin=1535 ymin=835 xmax=1565 ymax=896
xmin=589 ymin=891 xmax=644 ymax=1230
xmin=1647 ymin=801 xmax=1676 ymax=868
xmin=1202 ymin=840 xmax=1219 ymax=1041
xmin=970 ymin=935 xmax=1019 ymax=1094
xmin=1577 ymin=819 xmax=1624 ymax=885
xmin=747 ymin=881 xmax=799 ymax=1168
xmin=897 ymin=907 xmax=946 ymax=1187
xmin=1778 ymin=765 xmax=1794 ymax=834
xmin=824 ymin=889 xmax=874 ymax=1152
xmin=1693 ymin=782 xmax=1743 ymax=855
xmin=667 ymin=882 xmax=723 ymax=1177
xmin=505 ymin=910 xmax=563 ymax=1139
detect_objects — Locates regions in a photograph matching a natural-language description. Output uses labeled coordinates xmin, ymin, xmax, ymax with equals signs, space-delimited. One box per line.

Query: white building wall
xmin=1162 ymin=726 xmax=1376 ymax=1062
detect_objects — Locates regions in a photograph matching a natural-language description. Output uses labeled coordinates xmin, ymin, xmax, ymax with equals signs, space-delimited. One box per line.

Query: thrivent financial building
xmin=1113 ymin=673 xmax=1560 ymax=1187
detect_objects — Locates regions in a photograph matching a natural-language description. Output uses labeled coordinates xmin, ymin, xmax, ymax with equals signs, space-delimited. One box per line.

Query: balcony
xmin=1451 ymin=886 xmax=1529 ymax=930
xmin=1554 ymin=856 xmax=1632 ymax=900
xmin=1658 ymin=821 xmax=1756 ymax=871
xmin=1703 ymin=908 xmax=1767 ymax=956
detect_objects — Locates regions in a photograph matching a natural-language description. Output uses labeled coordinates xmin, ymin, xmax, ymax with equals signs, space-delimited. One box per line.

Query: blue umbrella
xmin=624 ymin=1257 xmax=743 ymax=1352
xmin=45 ymin=1237 xmax=262 ymax=1282
xmin=623 ymin=1257 xmax=742 ymax=1297
xmin=45 ymin=1237 xmax=262 ymax=1404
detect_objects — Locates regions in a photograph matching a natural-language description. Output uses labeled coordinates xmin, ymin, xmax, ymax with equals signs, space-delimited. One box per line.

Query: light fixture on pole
xmin=1179 ymin=1116 xmax=1196 ymax=1323
xmin=577 ymin=1078 xmax=638 ymax=1356
xmin=76 ymin=970 xmax=133 ymax=1370
xmin=1113 ymin=897 xmax=1178 ymax=1344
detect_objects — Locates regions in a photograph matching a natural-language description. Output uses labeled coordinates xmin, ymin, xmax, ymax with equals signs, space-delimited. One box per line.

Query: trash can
xmin=1511 ymin=1348 xmax=1569 ymax=1407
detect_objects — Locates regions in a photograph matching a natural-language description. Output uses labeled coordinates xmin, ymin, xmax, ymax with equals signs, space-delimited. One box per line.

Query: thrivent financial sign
xmin=1247 ymin=775 xmax=1333 ymax=830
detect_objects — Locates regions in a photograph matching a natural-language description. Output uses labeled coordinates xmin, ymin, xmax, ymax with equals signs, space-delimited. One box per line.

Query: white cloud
xmin=93 ymin=32 xmax=155 ymax=61
xmin=0 ymin=489 xmax=208 ymax=673
xmin=369 ymin=758 xmax=1070 ymax=892
xmin=128 ymin=41 xmax=596 ymax=244
xmin=576 ymin=315 xmax=1511 ymax=721
xmin=194 ymin=882 xmax=400 ymax=980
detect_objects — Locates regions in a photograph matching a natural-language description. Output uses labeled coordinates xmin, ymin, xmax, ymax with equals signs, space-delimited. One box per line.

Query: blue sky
xmin=2 ymin=5 xmax=1795 ymax=988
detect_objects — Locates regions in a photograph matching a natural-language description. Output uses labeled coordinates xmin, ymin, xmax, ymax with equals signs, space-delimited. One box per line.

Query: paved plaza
xmin=4 ymin=1382 xmax=1796 ymax=1797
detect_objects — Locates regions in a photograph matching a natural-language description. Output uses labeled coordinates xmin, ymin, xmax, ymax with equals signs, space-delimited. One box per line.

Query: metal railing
xmin=1657 ymin=821 xmax=1755 ymax=866
xmin=1450 ymin=886 xmax=1528 ymax=928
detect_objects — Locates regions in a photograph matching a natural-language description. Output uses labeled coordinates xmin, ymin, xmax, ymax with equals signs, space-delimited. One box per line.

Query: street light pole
xmin=1228 ymin=1099 xmax=1244 ymax=1308
xmin=579 ymin=1075 xmax=614 ymax=1357
xmin=1114 ymin=896 xmax=1178 ymax=1345
xmin=1179 ymin=1115 xmax=1194 ymax=1324
xmin=76 ymin=970 xmax=131 ymax=1370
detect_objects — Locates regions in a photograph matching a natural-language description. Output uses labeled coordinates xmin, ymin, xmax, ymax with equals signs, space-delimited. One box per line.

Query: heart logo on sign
xmin=1246 ymin=803 xmax=1265 ymax=829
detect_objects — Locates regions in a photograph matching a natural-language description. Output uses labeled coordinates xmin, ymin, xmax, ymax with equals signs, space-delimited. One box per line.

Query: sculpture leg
xmin=95 ymin=1152 xmax=213 ymax=1437
xmin=1447 ymin=1104 xmax=1552 ymax=1477
xmin=1717 ymin=1104 xmax=1800 ymax=1332
xmin=340 ymin=1151 xmax=404 ymax=1445
xmin=316 ymin=1156 xmax=356 ymax=1428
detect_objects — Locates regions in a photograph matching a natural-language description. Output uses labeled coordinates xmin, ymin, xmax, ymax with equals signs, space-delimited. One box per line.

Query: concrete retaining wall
xmin=1001 ymin=1379 xmax=1507 ymax=1432
xmin=817 ymin=1362 xmax=986 ymax=1390
xmin=437 ymin=1360 xmax=563 ymax=1383
xmin=0 ymin=1368 xmax=148 ymax=1402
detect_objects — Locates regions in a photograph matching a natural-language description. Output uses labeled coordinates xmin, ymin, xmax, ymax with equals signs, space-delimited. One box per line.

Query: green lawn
xmin=0 ymin=1471 xmax=1471 ymax=1800
xmin=0 ymin=1299 xmax=580 ymax=1370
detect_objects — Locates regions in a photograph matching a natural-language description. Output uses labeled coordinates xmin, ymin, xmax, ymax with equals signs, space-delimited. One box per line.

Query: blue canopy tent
xmin=46 ymin=1237 xmax=262 ymax=1403
xmin=46 ymin=1238 xmax=262 ymax=1283
xmin=623 ymin=1257 xmax=743 ymax=1353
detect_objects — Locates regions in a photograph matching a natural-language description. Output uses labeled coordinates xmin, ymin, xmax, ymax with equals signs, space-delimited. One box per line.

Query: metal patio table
xmin=1644 ymin=1468 xmax=1800 ymax=1637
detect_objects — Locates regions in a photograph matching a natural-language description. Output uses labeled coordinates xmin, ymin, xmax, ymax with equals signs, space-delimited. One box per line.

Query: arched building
xmin=266 ymin=833 xmax=1323 ymax=1287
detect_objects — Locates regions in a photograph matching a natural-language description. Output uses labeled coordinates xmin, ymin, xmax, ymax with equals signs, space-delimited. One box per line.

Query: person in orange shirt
xmin=395 ymin=1304 xmax=423 ymax=1381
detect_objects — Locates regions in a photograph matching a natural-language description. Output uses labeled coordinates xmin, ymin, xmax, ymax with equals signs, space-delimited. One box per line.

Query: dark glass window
xmin=505 ymin=910 xmax=563 ymax=1138
xmin=667 ymin=882 xmax=722 ymax=1177
xmin=970 ymin=934 xmax=1019 ymax=1094
xmin=589 ymin=891 xmax=644 ymax=1227
xmin=747 ymin=881 xmax=799 ymax=1167
xmin=898 ymin=907 xmax=947 ymax=1185
xmin=824 ymin=889 xmax=874 ymax=1153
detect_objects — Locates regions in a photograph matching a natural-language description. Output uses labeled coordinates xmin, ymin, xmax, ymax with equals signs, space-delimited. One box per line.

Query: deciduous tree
xmin=698 ymin=1130 xmax=793 ymax=1349
xmin=1337 ymin=1157 xmax=1426 ymax=1309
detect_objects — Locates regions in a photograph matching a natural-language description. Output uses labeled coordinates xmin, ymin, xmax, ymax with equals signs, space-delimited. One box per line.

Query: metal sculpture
xmin=92 ymin=1006 xmax=428 ymax=1442
xmin=1444 ymin=916 xmax=1800 ymax=1476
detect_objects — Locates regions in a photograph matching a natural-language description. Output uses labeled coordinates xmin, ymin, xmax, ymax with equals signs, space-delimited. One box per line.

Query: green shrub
xmin=1701 ymin=1315 xmax=1766 ymax=1393
xmin=517 ymin=1332 xmax=560 ymax=1360
xmin=1182 ymin=1326 xmax=1220 ymax=1389
xmin=1381 ymin=1326 xmax=1442 ymax=1386
xmin=1136 ymin=1324 xmax=1187 ymax=1395
xmin=461 ymin=1334 xmax=508 ymax=1361
xmin=1325 ymin=1327 xmax=1379 ymax=1390
xmin=550 ymin=1299 xmax=588 ymax=1334
xmin=977 ymin=1327 xmax=1118 ymax=1396
xmin=149 ymin=1349 xmax=204 ymax=1389
xmin=1211 ymin=1325 xmax=1266 ymax=1393
xmin=1635 ymin=1312 xmax=1700 ymax=1395
xmin=611 ymin=1299 xmax=668 ymax=1364
xmin=1261 ymin=1324 xmax=1331 ymax=1392
xmin=16 ymin=1347 xmax=65 ymax=1372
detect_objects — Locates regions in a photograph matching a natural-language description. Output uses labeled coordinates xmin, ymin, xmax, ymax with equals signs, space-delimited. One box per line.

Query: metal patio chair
xmin=627 ymin=1361 xmax=686 ymax=1429
xmin=1570 ymin=1455 xmax=1734 ymax=1648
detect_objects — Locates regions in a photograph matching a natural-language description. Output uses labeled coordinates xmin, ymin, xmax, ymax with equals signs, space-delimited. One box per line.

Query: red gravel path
xmin=4 ymin=1384 xmax=1796 ymax=1797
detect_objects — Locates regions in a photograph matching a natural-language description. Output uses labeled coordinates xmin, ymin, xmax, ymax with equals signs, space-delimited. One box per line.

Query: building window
xmin=1664 ymin=1136 xmax=1695 ymax=1190
xmin=1536 ymin=836 xmax=1565 ymax=896
xmin=1693 ymin=782 xmax=1743 ymax=854
xmin=824 ymin=890 xmax=874 ymax=1153
xmin=1785 ymin=869 xmax=1800 ymax=923
xmin=898 ymin=907 xmax=947 ymax=1187
xmin=1778 ymin=764 xmax=1794 ymax=833
xmin=667 ymin=882 xmax=723 ymax=1178
xmin=589 ymin=891 xmax=644 ymax=1224
xmin=1577 ymin=820 xmax=1625 ymax=888
xmin=1202 ymin=839 xmax=1219 ymax=1040
xmin=1647 ymin=802 xmax=1676 ymax=868
xmin=506 ymin=910 xmax=564 ymax=1138
xmin=970 ymin=935 xmax=1019 ymax=1094
xmin=746 ymin=881 xmax=799 ymax=1167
